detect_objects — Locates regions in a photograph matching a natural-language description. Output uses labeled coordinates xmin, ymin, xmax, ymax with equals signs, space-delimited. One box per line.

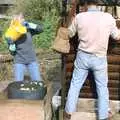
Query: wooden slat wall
xmin=63 ymin=36 xmax=120 ymax=100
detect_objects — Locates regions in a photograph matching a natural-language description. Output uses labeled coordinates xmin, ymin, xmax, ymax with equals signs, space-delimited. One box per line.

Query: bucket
xmin=5 ymin=20 xmax=27 ymax=41
xmin=7 ymin=81 xmax=47 ymax=100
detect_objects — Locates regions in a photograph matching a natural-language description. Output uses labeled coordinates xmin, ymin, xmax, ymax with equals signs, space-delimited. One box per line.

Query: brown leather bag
xmin=52 ymin=27 xmax=70 ymax=53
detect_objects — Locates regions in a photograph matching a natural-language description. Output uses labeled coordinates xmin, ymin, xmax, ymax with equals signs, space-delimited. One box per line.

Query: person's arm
xmin=110 ymin=17 xmax=120 ymax=40
xmin=68 ymin=16 xmax=77 ymax=38
xmin=23 ymin=21 xmax=43 ymax=35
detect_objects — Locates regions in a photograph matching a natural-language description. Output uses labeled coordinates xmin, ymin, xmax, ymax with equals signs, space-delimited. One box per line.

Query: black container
xmin=7 ymin=81 xmax=47 ymax=100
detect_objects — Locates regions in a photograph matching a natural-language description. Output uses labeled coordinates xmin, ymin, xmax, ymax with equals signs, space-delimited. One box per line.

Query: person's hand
xmin=9 ymin=44 xmax=16 ymax=52
xmin=28 ymin=22 xmax=37 ymax=29
xmin=22 ymin=21 xmax=38 ymax=30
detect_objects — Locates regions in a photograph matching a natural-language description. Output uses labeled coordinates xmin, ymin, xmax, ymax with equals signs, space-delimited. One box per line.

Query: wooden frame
xmin=60 ymin=1 xmax=120 ymax=119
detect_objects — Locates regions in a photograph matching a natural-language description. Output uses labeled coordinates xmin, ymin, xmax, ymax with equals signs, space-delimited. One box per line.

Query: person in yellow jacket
xmin=5 ymin=13 xmax=43 ymax=82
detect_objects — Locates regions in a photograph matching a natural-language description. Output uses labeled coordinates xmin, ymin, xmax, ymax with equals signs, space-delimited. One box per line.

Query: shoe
xmin=108 ymin=110 xmax=113 ymax=119
xmin=100 ymin=118 xmax=112 ymax=120
xmin=63 ymin=111 xmax=71 ymax=120
xmin=100 ymin=110 xmax=113 ymax=120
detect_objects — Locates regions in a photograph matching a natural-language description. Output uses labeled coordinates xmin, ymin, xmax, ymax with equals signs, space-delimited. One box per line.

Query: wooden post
xmin=60 ymin=0 xmax=77 ymax=120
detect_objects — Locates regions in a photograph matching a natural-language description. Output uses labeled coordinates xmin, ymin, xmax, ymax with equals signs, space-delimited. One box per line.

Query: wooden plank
xmin=108 ymin=55 xmax=120 ymax=64
xmin=108 ymin=47 xmax=120 ymax=55
xmin=108 ymin=80 xmax=120 ymax=87
xmin=108 ymin=64 xmax=120 ymax=72
xmin=108 ymin=72 xmax=120 ymax=80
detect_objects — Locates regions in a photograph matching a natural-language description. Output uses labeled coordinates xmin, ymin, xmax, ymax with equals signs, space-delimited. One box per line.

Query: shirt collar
xmin=87 ymin=7 xmax=99 ymax=12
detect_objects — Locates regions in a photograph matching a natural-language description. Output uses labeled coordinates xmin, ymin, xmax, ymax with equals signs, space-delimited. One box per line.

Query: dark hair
xmin=79 ymin=0 xmax=97 ymax=6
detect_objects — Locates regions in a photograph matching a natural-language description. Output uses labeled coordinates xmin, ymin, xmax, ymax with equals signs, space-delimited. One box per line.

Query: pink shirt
xmin=68 ymin=9 xmax=120 ymax=57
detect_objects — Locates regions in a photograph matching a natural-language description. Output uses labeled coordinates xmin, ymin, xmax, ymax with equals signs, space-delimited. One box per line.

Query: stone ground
xmin=71 ymin=112 xmax=120 ymax=120
xmin=0 ymin=100 xmax=44 ymax=120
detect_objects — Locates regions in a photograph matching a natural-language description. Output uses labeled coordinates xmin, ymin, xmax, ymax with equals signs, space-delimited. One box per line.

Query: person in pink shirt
xmin=64 ymin=0 xmax=120 ymax=120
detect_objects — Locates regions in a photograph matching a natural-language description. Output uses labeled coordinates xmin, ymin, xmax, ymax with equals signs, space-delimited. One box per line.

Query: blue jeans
xmin=14 ymin=61 xmax=42 ymax=81
xmin=65 ymin=50 xmax=109 ymax=120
